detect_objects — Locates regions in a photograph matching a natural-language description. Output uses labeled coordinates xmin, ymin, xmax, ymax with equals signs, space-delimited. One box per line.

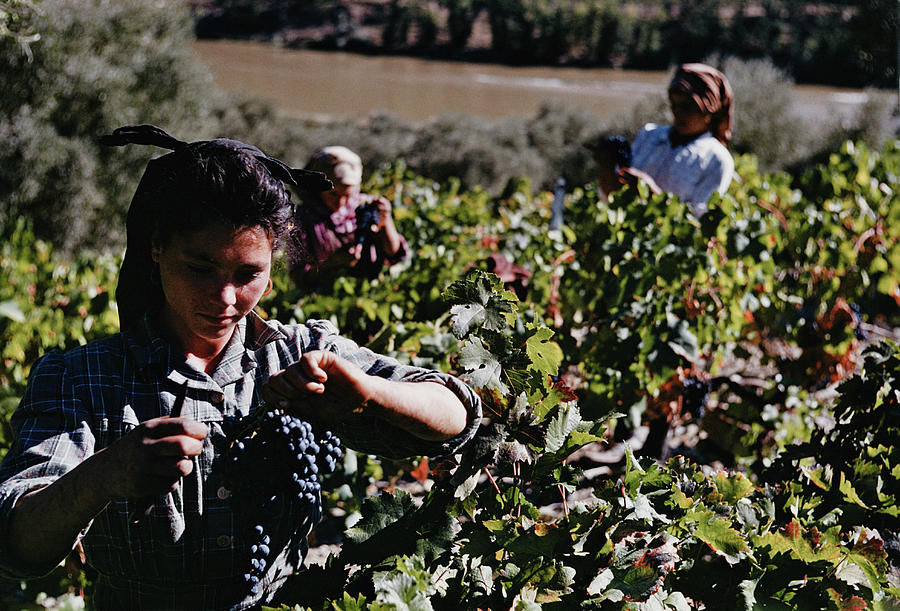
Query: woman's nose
xmin=217 ymin=283 xmax=237 ymax=306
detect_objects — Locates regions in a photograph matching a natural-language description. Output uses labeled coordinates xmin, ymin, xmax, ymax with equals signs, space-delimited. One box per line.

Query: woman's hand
xmin=261 ymin=351 xmax=467 ymax=440
xmin=618 ymin=167 xmax=662 ymax=194
xmin=103 ymin=417 xmax=208 ymax=499
xmin=261 ymin=350 xmax=369 ymax=421
xmin=370 ymin=196 xmax=404 ymax=257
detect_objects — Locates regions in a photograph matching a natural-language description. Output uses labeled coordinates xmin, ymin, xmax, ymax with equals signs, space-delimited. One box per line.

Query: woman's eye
xmin=187 ymin=265 xmax=211 ymax=276
xmin=236 ymin=271 xmax=262 ymax=285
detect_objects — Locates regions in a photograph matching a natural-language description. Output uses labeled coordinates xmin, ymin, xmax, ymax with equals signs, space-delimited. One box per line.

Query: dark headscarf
xmin=668 ymin=63 xmax=734 ymax=144
xmin=100 ymin=125 xmax=332 ymax=331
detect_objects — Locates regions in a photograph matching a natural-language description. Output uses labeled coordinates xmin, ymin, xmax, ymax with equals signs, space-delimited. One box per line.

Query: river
xmin=193 ymin=39 xmax=871 ymax=124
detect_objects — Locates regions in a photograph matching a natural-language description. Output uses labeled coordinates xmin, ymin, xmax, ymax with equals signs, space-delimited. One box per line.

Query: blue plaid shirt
xmin=0 ymin=312 xmax=481 ymax=610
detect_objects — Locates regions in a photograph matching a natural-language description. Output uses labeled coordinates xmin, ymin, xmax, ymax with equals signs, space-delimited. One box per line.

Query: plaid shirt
xmin=0 ymin=312 xmax=481 ymax=610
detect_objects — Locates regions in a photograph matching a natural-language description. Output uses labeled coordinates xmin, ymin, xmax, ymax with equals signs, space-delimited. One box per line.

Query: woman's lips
xmin=199 ymin=313 xmax=237 ymax=325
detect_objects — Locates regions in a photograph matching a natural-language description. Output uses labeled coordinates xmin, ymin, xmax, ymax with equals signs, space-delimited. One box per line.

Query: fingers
xmin=142 ymin=417 xmax=208 ymax=441
xmin=261 ymin=353 xmax=331 ymax=405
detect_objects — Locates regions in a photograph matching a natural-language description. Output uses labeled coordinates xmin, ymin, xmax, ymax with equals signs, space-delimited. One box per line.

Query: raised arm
xmin=261 ymin=350 xmax=467 ymax=441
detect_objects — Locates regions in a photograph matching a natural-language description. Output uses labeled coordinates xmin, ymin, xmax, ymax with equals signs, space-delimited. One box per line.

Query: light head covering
xmin=100 ymin=124 xmax=332 ymax=330
xmin=668 ymin=63 xmax=734 ymax=144
xmin=305 ymin=146 xmax=363 ymax=187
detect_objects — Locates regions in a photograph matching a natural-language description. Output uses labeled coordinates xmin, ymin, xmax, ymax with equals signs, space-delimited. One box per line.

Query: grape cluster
xmin=604 ymin=135 xmax=633 ymax=168
xmin=355 ymin=202 xmax=381 ymax=246
xmin=681 ymin=376 xmax=711 ymax=419
xmin=220 ymin=408 xmax=343 ymax=595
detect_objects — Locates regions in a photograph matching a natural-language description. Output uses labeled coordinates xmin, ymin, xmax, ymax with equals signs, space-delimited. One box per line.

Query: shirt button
xmin=217 ymin=486 xmax=231 ymax=500
xmin=216 ymin=535 xmax=232 ymax=547
xmin=211 ymin=392 xmax=225 ymax=404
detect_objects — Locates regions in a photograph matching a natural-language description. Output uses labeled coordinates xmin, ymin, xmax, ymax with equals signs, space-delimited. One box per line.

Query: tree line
xmin=0 ymin=0 xmax=896 ymax=256
xmin=195 ymin=0 xmax=898 ymax=89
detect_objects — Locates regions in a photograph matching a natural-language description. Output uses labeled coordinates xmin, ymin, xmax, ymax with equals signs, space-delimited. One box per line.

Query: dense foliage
xmin=1 ymin=137 xmax=898 ymax=608
xmin=194 ymin=0 xmax=898 ymax=89
xmin=3 ymin=0 xmax=895 ymax=256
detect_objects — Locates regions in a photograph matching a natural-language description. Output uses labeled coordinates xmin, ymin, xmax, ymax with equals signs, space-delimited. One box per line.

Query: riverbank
xmin=188 ymin=0 xmax=896 ymax=89
xmin=192 ymin=39 xmax=873 ymax=125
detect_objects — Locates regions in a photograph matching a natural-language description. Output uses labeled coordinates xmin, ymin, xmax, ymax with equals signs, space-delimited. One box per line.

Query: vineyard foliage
xmin=0 ymin=140 xmax=899 ymax=608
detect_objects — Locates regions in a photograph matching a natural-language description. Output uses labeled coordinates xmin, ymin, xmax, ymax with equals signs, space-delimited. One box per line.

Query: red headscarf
xmin=668 ymin=63 xmax=734 ymax=144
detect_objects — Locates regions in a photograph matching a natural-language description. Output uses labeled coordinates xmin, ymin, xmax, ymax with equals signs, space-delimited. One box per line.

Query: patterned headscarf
xmin=100 ymin=125 xmax=332 ymax=330
xmin=668 ymin=63 xmax=734 ymax=144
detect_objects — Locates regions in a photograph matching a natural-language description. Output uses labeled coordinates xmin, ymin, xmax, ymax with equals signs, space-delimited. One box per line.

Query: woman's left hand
xmin=261 ymin=350 xmax=370 ymax=421
xmin=618 ymin=167 xmax=662 ymax=194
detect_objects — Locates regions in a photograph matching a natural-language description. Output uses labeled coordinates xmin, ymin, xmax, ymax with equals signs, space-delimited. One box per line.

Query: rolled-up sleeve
xmin=0 ymin=351 xmax=95 ymax=578
xmin=294 ymin=320 xmax=482 ymax=459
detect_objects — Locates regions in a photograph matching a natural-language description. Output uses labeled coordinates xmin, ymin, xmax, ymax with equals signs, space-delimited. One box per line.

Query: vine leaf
xmin=444 ymin=271 xmax=516 ymax=338
xmin=545 ymin=404 xmax=581 ymax=453
xmin=714 ymin=471 xmax=754 ymax=504
xmin=345 ymin=490 xmax=417 ymax=544
xmin=686 ymin=510 xmax=749 ymax=565
xmin=458 ymin=338 xmax=508 ymax=393
xmin=525 ymin=326 xmax=563 ymax=378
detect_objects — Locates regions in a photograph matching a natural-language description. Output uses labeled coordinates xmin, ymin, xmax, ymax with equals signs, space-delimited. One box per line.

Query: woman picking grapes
xmin=0 ymin=126 xmax=481 ymax=610
xmin=590 ymin=62 xmax=735 ymax=217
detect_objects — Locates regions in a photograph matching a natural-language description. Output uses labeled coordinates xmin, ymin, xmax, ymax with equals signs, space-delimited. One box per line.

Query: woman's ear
xmin=150 ymin=233 xmax=162 ymax=263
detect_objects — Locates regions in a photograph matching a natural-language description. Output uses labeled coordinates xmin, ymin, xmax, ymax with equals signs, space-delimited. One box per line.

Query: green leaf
xmin=687 ymin=510 xmax=749 ymax=565
xmin=345 ymin=490 xmax=417 ymax=543
xmin=545 ymin=403 xmax=581 ymax=452
xmin=525 ymin=326 xmax=563 ymax=378
xmin=838 ymin=471 xmax=870 ymax=508
xmin=715 ymin=471 xmax=754 ymax=503
xmin=457 ymin=338 xmax=508 ymax=393
xmin=443 ymin=271 xmax=516 ymax=338
xmin=372 ymin=572 xmax=433 ymax=610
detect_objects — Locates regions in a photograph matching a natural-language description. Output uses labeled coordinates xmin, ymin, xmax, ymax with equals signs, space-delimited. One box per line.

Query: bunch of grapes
xmin=355 ymin=201 xmax=381 ymax=246
xmin=220 ymin=408 xmax=343 ymax=595
xmin=681 ymin=376 xmax=712 ymax=419
xmin=604 ymin=135 xmax=633 ymax=168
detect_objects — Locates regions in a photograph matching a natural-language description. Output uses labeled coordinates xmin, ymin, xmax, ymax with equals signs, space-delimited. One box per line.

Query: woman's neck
xmin=155 ymin=308 xmax=234 ymax=374
xmin=668 ymin=128 xmax=706 ymax=148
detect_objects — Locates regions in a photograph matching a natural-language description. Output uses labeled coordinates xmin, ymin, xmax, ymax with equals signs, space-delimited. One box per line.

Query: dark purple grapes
xmin=682 ymin=376 xmax=711 ymax=419
xmin=222 ymin=408 xmax=343 ymax=594
xmin=355 ymin=202 xmax=381 ymax=246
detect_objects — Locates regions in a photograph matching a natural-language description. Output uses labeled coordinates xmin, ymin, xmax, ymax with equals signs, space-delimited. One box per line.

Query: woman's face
xmin=152 ymin=221 xmax=272 ymax=354
xmin=669 ymin=91 xmax=712 ymax=139
xmin=321 ymin=182 xmax=359 ymax=212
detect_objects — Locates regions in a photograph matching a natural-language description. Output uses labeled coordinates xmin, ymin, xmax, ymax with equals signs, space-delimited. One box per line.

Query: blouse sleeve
xmin=292 ymin=320 xmax=482 ymax=460
xmin=0 ymin=351 xmax=96 ymax=578
xmin=686 ymin=148 xmax=735 ymax=215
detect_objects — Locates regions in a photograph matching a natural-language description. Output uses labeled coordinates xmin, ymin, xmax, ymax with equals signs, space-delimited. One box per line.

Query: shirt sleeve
xmin=294 ymin=320 xmax=482 ymax=460
xmin=0 ymin=351 xmax=95 ymax=578
xmin=686 ymin=148 xmax=735 ymax=214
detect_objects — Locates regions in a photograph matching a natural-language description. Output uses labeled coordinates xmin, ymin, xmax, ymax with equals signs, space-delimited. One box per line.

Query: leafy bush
xmin=0 ymin=0 xmax=227 ymax=254
xmin=1 ymin=136 xmax=899 ymax=607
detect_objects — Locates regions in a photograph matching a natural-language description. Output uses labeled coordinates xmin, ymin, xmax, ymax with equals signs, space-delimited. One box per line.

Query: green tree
xmin=0 ymin=0 xmax=226 ymax=254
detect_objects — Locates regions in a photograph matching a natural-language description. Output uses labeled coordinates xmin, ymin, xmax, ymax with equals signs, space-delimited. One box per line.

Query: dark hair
xmin=101 ymin=125 xmax=332 ymax=330
xmin=151 ymin=143 xmax=293 ymax=250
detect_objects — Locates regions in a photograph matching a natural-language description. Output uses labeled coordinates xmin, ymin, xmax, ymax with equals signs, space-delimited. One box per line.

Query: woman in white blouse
xmin=594 ymin=63 xmax=735 ymax=217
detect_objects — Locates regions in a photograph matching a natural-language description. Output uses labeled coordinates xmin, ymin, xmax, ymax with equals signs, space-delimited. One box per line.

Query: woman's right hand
xmin=103 ymin=417 xmax=208 ymax=499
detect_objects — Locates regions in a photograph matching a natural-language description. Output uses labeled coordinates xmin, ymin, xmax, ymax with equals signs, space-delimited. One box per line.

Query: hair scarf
xmin=668 ymin=63 xmax=734 ymax=145
xmin=100 ymin=124 xmax=331 ymax=331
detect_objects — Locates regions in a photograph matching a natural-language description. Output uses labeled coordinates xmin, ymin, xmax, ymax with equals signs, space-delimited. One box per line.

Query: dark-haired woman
xmin=595 ymin=63 xmax=735 ymax=217
xmin=0 ymin=126 xmax=481 ymax=610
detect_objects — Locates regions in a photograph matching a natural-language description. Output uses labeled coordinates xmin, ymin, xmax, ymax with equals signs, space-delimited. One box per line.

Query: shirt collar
xmin=124 ymin=310 xmax=289 ymax=385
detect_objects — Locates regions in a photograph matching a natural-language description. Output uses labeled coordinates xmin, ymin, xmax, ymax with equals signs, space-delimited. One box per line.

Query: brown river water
xmin=193 ymin=39 xmax=872 ymax=124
